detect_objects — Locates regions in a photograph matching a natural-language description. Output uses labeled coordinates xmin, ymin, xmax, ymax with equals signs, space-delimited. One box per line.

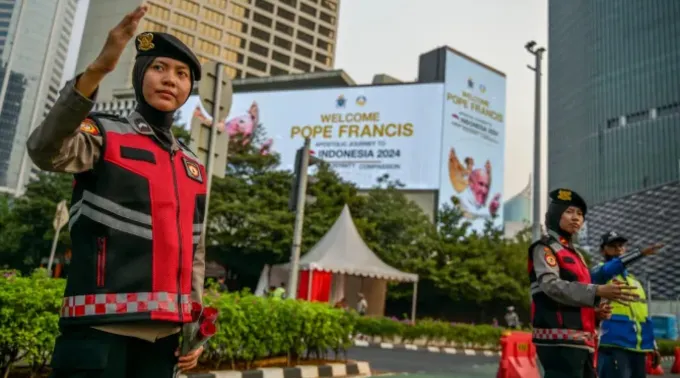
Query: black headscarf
xmin=131 ymin=32 xmax=202 ymax=148
xmin=544 ymin=188 xmax=588 ymax=239
xmin=545 ymin=202 xmax=573 ymax=239
xmin=131 ymin=56 xmax=195 ymax=148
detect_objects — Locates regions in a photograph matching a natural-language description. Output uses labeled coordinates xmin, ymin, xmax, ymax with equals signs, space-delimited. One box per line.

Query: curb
xmin=352 ymin=340 xmax=500 ymax=357
xmin=179 ymin=362 xmax=371 ymax=378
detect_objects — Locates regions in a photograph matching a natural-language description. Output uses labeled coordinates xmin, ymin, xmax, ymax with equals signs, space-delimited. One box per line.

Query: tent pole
xmin=410 ymin=281 xmax=418 ymax=324
xmin=307 ymin=269 xmax=314 ymax=301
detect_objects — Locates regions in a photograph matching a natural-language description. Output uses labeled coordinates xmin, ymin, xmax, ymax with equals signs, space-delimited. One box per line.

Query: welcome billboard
xmin=178 ymin=49 xmax=507 ymax=233
xmin=179 ymin=83 xmax=445 ymax=189
xmin=437 ymin=51 xmax=507 ymax=231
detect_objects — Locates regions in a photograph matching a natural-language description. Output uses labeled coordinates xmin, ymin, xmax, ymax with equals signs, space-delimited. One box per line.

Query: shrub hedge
xmin=4 ymin=270 xmax=678 ymax=376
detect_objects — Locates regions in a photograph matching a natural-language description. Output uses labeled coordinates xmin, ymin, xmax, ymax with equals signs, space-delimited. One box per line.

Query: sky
xmin=332 ymin=0 xmax=548 ymax=201
xmin=64 ymin=0 xmax=549 ymax=205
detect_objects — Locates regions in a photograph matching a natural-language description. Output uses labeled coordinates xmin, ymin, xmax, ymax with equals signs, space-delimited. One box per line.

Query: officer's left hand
xmin=176 ymin=346 xmax=204 ymax=372
xmin=595 ymin=302 xmax=612 ymax=320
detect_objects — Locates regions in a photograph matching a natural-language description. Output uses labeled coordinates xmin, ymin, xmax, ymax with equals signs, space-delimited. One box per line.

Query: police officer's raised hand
xmin=641 ymin=243 xmax=664 ymax=256
xmin=91 ymin=6 xmax=147 ymax=74
xmin=77 ymin=6 xmax=147 ymax=98
xmin=595 ymin=280 xmax=639 ymax=303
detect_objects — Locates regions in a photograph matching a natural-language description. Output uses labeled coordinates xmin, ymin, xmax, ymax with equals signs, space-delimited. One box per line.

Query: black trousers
xmin=597 ymin=346 xmax=647 ymax=378
xmin=49 ymin=326 xmax=179 ymax=378
xmin=537 ymin=346 xmax=596 ymax=378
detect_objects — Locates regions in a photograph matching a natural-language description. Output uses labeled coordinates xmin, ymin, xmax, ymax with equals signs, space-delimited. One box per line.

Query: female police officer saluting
xmin=27 ymin=6 xmax=208 ymax=377
xmin=528 ymin=189 xmax=638 ymax=378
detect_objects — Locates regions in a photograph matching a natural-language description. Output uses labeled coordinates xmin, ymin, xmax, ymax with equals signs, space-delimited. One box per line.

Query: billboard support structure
xmin=526 ymin=41 xmax=546 ymax=241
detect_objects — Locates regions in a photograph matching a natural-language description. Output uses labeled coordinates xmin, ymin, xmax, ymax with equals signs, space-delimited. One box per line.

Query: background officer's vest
xmin=528 ymin=235 xmax=597 ymax=349
xmin=597 ymin=263 xmax=655 ymax=352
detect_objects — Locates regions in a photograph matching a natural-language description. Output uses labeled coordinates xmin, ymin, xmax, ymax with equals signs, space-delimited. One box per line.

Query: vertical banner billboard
xmin=438 ymin=51 xmax=507 ymax=232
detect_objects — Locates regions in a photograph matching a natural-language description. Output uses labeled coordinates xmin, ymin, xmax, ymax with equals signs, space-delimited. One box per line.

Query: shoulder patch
xmin=544 ymin=250 xmax=557 ymax=267
xmin=79 ymin=118 xmax=100 ymax=136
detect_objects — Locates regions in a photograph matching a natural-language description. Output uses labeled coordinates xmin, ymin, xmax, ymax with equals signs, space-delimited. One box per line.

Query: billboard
xmin=179 ymin=83 xmax=444 ymax=189
xmin=437 ymin=51 xmax=507 ymax=232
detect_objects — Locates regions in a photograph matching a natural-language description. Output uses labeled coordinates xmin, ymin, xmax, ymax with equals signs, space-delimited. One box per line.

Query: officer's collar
xmin=548 ymin=229 xmax=572 ymax=249
xmin=127 ymin=111 xmax=179 ymax=151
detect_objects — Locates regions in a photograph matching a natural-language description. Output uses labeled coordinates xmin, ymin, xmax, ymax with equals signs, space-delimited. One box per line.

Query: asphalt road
xmin=348 ymin=346 xmax=680 ymax=378
xmin=346 ymin=347 xmax=499 ymax=377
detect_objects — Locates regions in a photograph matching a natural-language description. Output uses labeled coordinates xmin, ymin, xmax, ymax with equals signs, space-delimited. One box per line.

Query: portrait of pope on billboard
xmin=447 ymin=147 xmax=501 ymax=220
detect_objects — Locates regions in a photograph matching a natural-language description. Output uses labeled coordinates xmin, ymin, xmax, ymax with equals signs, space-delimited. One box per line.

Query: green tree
xmin=428 ymin=204 xmax=531 ymax=316
xmin=206 ymin=129 xmax=362 ymax=286
xmin=351 ymin=176 xmax=439 ymax=281
xmin=0 ymin=173 xmax=73 ymax=272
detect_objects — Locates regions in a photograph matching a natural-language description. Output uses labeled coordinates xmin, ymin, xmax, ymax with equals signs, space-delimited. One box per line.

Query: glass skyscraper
xmin=548 ymin=1 xmax=680 ymax=205
xmin=0 ymin=0 xmax=77 ymax=195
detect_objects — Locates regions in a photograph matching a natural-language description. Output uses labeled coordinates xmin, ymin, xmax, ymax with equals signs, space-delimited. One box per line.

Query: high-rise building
xmin=547 ymin=2 xmax=680 ymax=205
xmin=503 ymin=176 xmax=531 ymax=238
xmin=0 ymin=1 xmax=14 ymax=54
xmin=76 ymin=0 xmax=340 ymax=114
xmin=0 ymin=0 xmax=78 ymax=194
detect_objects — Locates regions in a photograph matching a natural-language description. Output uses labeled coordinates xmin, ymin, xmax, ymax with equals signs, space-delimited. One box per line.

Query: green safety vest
xmin=271 ymin=287 xmax=286 ymax=300
xmin=598 ymin=263 xmax=654 ymax=352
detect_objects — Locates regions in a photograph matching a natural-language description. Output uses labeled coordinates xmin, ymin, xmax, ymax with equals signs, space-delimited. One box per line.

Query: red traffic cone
xmin=647 ymin=352 xmax=665 ymax=375
xmin=671 ymin=346 xmax=680 ymax=373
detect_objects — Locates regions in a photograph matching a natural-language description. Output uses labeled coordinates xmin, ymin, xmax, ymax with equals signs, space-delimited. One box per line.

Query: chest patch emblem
xmin=183 ymin=157 xmax=203 ymax=183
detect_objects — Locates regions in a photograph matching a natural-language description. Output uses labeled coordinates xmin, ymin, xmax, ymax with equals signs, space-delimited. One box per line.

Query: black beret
xmin=549 ymin=188 xmax=588 ymax=215
xmin=134 ymin=32 xmax=202 ymax=81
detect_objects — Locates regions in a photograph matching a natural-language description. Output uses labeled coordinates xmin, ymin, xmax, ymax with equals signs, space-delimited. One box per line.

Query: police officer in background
xmin=27 ymin=6 xmax=207 ymax=377
xmin=592 ymin=231 xmax=664 ymax=378
xmin=529 ymin=189 xmax=639 ymax=378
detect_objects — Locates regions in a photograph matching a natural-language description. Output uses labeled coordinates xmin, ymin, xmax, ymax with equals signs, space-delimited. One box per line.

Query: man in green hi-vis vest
xmin=591 ymin=231 xmax=664 ymax=378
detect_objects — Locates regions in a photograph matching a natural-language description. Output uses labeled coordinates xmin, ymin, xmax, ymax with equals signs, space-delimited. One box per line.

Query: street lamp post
xmin=526 ymin=41 xmax=546 ymax=241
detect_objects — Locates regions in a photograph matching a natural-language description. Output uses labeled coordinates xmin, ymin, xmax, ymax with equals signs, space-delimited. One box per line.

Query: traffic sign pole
xmin=202 ymin=62 xmax=224 ymax=228
xmin=196 ymin=60 xmax=233 ymax=233
xmin=287 ymin=138 xmax=311 ymax=300
xmin=47 ymin=228 xmax=61 ymax=276
xmin=47 ymin=200 xmax=69 ymax=276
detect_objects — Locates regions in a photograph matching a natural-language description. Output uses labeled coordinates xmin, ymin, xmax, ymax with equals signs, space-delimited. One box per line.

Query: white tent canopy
xmin=261 ymin=205 xmax=419 ymax=321
xmin=281 ymin=205 xmax=418 ymax=282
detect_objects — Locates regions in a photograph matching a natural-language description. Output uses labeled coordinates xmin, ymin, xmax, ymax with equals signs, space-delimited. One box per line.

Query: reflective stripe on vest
xmin=61 ymin=292 xmax=191 ymax=318
xmin=69 ymin=190 xmax=203 ymax=244
xmin=533 ymin=328 xmax=597 ymax=342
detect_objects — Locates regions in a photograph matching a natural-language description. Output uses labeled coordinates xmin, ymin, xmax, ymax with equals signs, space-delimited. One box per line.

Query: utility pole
xmin=286 ymin=137 xmax=325 ymax=299
xmin=526 ymin=41 xmax=546 ymax=241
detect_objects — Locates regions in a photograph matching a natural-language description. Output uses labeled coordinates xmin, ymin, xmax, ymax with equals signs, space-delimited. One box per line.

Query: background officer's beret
xmin=549 ymin=188 xmax=588 ymax=215
xmin=134 ymin=32 xmax=202 ymax=81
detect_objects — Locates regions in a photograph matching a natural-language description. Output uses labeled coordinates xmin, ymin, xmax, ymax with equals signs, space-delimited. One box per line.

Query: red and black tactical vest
xmin=528 ymin=235 xmax=596 ymax=349
xmin=61 ymin=112 xmax=207 ymax=327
